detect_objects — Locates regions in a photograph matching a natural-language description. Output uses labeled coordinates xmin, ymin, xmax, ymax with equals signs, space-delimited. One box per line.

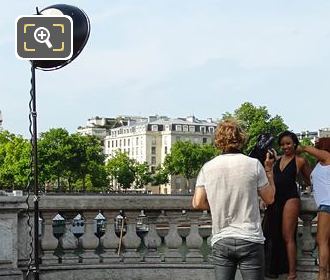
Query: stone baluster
xmin=144 ymin=222 xmax=162 ymax=263
xmin=61 ymin=215 xmax=80 ymax=264
xmin=186 ymin=222 xmax=203 ymax=263
xmin=298 ymin=212 xmax=317 ymax=266
xmin=40 ymin=213 xmax=59 ymax=265
xmin=198 ymin=210 xmax=212 ymax=262
xmin=102 ymin=225 xmax=121 ymax=262
xmin=122 ymin=221 xmax=141 ymax=263
xmin=101 ymin=212 xmax=121 ymax=263
xmin=164 ymin=221 xmax=183 ymax=263
xmin=17 ymin=212 xmax=33 ymax=267
xmin=81 ymin=213 xmax=100 ymax=264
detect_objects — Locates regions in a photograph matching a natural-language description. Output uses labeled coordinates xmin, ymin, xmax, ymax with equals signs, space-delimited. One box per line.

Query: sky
xmin=1 ymin=0 xmax=330 ymax=137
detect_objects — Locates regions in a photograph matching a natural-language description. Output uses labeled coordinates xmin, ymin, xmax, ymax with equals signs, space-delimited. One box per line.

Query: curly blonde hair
xmin=214 ymin=118 xmax=247 ymax=152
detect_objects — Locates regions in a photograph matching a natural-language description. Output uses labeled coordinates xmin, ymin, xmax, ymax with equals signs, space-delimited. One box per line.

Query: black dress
xmin=262 ymin=157 xmax=299 ymax=277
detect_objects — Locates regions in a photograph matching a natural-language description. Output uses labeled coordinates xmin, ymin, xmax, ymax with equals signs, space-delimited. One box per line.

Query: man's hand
xmin=264 ymin=151 xmax=275 ymax=171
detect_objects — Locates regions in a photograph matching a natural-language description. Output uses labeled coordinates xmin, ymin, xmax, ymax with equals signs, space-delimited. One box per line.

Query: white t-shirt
xmin=311 ymin=162 xmax=330 ymax=207
xmin=196 ymin=153 xmax=268 ymax=246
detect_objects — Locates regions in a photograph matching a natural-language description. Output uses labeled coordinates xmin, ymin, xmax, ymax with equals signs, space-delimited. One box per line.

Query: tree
xmin=164 ymin=141 xmax=218 ymax=189
xmin=133 ymin=162 xmax=152 ymax=189
xmin=38 ymin=129 xmax=107 ymax=192
xmin=151 ymin=165 xmax=169 ymax=186
xmin=223 ymin=102 xmax=288 ymax=153
xmin=68 ymin=133 xmax=106 ymax=192
xmin=106 ymin=151 xmax=135 ymax=190
xmin=0 ymin=131 xmax=30 ymax=190
xmin=38 ymin=128 xmax=72 ymax=191
xmin=299 ymin=138 xmax=317 ymax=168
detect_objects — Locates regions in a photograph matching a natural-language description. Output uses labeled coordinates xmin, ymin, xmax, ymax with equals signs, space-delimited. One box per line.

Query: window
xmin=165 ymin=146 xmax=168 ymax=154
xmin=203 ymin=138 xmax=207 ymax=144
xmin=111 ymin=140 xmax=114 ymax=148
xmin=152 ymin=137 xmax=156 ymax=145
xmin=151 ymin=166 xmax=156 ymax=173
xmin=200 ymin=126 xmax=206 ymax=134
xmin=151 ymin=125 xmax=158 ymax=131
xmin=151 ymin=147 xmax=156 ymax=155
xmin=107 ymin=141 xmax=110 ymax=148
xmin=128 ymin=148 xmax=130 ymax=155
xmin=189 ymin=126 xmax=195 ymax=132
xmin=183 ymin=125 xmax=188 ymax=132
xmin=128 ymin=139 xmax=130 ymax=146
xmin=176 ymin=125 xmax=182 ymax=131
xmin=119 ymin=139 xmax=122 ymax=146
xmin=151 ymin=156 xmax=156 ymax=165
xmin=124 ymin=139 xmax=126 ymax=146
xmin=209 ymin=127 xmax=215 ymax=133
xmin=115 ymin=140 xmax=118 ymax=147
xmin=136 ymin=137 xmax=139 ymax=145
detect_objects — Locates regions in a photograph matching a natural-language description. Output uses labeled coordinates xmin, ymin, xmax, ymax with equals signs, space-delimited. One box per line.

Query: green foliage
xmin=151 ymin=165 xmax=169 ymax=186
xmin=106 ymin=151 xmax=136 ymax=190
xmin=299 ymin=138 xmax=317 ymax=168
xmin=164 ymin=141 xmax=218 ymax=186
xmin=0 ymin=131 xmax=30 ymax=190
xmin=223 ymin=102 xmax=288 ymax=154
xmin=134 ymin=162 xmax=152 ymax=189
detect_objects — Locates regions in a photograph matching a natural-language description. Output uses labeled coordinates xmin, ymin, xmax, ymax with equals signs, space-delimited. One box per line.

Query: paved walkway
xmin=234 ymin=271 xmax=318 ymax=279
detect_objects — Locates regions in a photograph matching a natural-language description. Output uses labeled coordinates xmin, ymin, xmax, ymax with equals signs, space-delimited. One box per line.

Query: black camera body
xmin=249 ymin=133 xmax=275 ymax=166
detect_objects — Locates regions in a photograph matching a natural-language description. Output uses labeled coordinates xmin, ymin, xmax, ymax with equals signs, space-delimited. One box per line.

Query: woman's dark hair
xmin=278 ymin=130 xmax=300 ymax=148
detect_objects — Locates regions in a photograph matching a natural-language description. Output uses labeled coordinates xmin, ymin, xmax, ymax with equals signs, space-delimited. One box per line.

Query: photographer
xmin=192 ymin=119 xmax=275 ymax=280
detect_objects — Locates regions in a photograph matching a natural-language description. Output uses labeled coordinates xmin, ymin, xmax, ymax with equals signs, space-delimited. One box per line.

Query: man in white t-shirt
xmin=192 ymin=119 xmax=275 ymax=280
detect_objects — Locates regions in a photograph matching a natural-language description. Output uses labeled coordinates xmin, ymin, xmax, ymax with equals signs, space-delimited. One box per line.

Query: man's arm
xmin=258 ymin=152 xmax=275 ymax=205
xmin=192 ymin=187 xmax=210 ymax=210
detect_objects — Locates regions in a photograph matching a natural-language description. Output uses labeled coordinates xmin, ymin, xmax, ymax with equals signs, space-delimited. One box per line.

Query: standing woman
xmin=297 ymin=138 xmax=330 ymax=280
xmin=263 ymin=131 xmax=311 ymax=279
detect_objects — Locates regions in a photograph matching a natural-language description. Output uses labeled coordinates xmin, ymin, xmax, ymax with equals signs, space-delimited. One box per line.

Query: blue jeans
xmin=318 ymin=204 xmax=330 ymax=214
xmin=212 ymin=238 xmax=265 ymax=280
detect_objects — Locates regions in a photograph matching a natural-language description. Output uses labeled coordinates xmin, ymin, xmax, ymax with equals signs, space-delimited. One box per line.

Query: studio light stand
xmin=23 ymin=5 xmax=90 ymax=280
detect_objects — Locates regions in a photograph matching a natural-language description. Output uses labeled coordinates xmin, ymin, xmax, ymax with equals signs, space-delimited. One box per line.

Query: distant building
xmin=319 ymin=127 xmax=330 ymax=138
xmin=104 ymin=115 xmax=217 ymax=194
xmin=77 ymin=116 xmax=143 ymax=145
xmin=296 ymin=130 xmax=318 ymax=143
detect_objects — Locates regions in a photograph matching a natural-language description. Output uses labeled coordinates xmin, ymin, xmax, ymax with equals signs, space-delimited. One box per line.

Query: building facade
xmin=319 ymin=127 xmax=330 ymax=138
xmin=104 ymin=115 xmax=217 ymax=194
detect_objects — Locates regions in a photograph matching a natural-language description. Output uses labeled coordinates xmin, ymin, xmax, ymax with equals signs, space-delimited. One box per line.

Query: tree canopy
xmin=223 ymin=102 xmax=288 ymax=153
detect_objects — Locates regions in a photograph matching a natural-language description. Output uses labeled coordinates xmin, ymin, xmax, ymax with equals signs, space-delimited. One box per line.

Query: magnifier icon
xmin=34 ymin=27 xmax=53 ymax=48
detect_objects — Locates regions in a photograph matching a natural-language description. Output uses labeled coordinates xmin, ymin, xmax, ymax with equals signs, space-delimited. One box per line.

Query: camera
xmin=249 ymin=133 xmax=275 ymax=166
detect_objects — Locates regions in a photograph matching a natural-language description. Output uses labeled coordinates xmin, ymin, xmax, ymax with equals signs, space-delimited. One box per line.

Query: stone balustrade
xmin=0 ymin=194 xmax=319 ymax=280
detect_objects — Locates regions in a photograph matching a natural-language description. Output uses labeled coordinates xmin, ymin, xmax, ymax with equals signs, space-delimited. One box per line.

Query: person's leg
xmin=316 ymin=209 xmax=330 ymax=280
xmin=236 ymin=240 xmax=264 ymax=280
xmin=282 ymin=198 xmax=300 ymax=279
xmin=212 ymin=239 xmax=237 ymax=280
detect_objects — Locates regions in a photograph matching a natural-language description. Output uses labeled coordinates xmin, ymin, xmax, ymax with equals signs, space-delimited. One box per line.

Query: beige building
xmin=104 ymin=115 xmax=217 ymax=194
xmin=319 ymin=127 xmax=330 ymax=138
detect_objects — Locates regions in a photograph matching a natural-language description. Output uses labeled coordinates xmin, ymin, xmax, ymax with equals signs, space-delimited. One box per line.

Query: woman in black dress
xmin=263 ymin=131 xmax=311 ymax=279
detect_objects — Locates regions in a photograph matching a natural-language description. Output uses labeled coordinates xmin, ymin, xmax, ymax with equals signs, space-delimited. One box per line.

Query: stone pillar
xmin=144 ymin=223 xmax=162 ymax=263
xmin=186 ymin=223 xmax=203 ymax=263
xmin=164 ymin=222 xmax=183 ymax=263
xmin=101 ymin=219 xmax=121 ymax=263
xmin=61 ymin=220 xmax=79 ymax=264
xmin=40 ymin=213 xmax=59 ymax=265
xmin=81 ymin=213 xmax=100 ymax=264
xmin=122 ymin=223 xmax=141 ymax=263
